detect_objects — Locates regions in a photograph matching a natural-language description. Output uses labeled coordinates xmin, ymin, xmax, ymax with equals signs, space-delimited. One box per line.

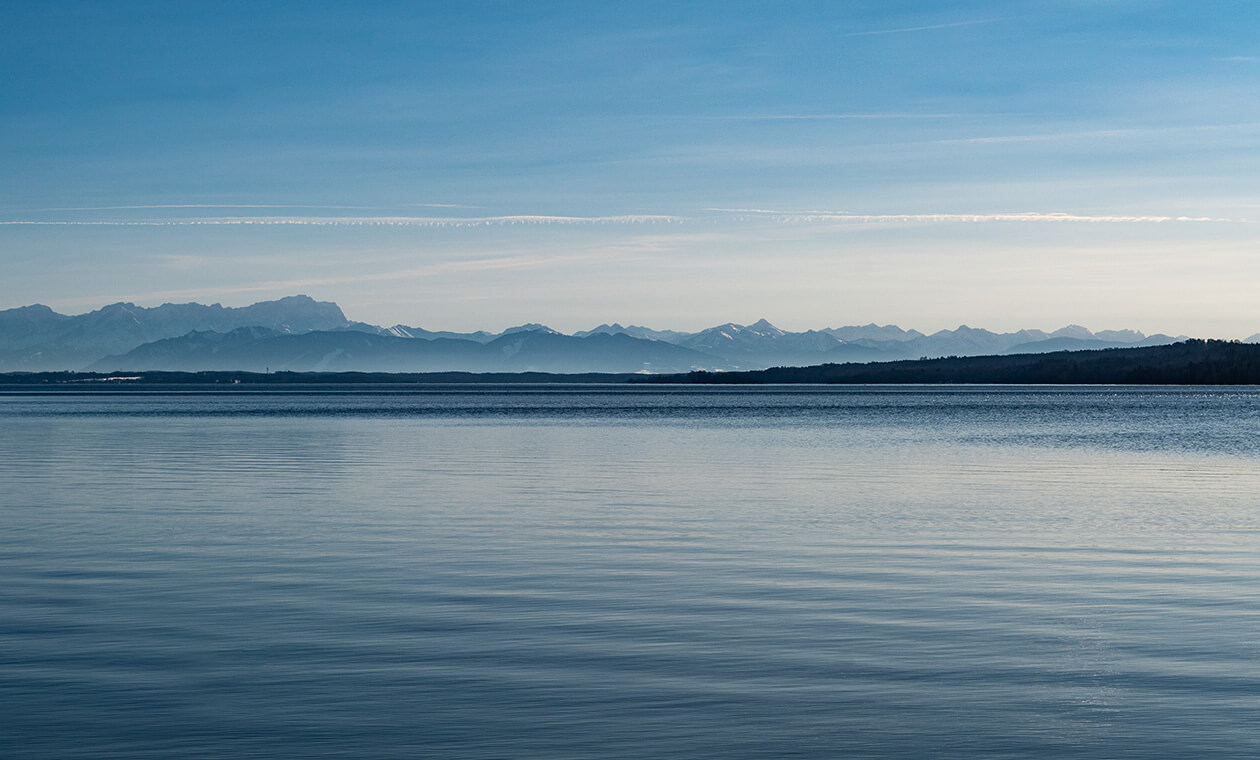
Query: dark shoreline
xmin=0 ymin=370 xmax=639 ymax=388
xmin=639 ymin=339 xmax=1260 ymax=386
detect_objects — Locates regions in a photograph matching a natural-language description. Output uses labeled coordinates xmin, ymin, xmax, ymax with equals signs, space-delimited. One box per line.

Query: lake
xmin=2 ymin=385 xmax=1259 ymax=758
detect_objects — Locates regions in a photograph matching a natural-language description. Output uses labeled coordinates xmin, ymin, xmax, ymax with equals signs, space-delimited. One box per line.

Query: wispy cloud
xmin=705 ymin=207 xmax=802 ymax=214
xmin=0 ymin=214 xmax=685 ymax=227
xmin=397 ymin=203 xmax=483 ymax=209
xmin=928 ymin=121 xmax=1260 ymax=146
xmin=27 ymin=204 xmax=376 ymax=212
xmin=696 ymin=113 xmax=971 ymax=121
xmin=706 ymin=210 xmax=1235 ymax=224
xmin=4 ymin=210 xmax=1243 ymax=230
xmin=837 ymin=18 xmax=1001 ymax=38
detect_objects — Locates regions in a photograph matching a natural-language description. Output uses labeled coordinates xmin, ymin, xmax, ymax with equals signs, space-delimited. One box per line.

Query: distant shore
xmin=0 ymin=370 xmax=639 ymax=388
xmin=4 ymin=340 xmax=1260 ymax=387
xmin=636 ymin=339 xmax=1260 ymax=385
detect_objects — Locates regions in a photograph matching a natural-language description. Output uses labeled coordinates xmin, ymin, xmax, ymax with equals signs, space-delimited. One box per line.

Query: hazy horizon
xmin=0 ymin=292 xmax=1216 ymax=341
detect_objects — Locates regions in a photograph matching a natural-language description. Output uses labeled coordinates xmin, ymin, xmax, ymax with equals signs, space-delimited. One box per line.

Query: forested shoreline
xmin=638 ymin=340 xmax=1260 ymax=385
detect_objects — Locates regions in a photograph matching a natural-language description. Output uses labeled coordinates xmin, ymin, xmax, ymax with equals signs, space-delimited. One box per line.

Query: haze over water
xmin=3 ymin=386 xmax=1260 ymax=758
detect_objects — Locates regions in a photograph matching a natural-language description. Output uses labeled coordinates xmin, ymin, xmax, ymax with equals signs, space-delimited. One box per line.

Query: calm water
xmin=2 ymin=385 xmax=1259 ymax=758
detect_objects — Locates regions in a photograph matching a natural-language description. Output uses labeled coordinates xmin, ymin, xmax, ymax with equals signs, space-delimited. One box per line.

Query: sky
xmin=2 ymin=0 xmax=1259 ymax=335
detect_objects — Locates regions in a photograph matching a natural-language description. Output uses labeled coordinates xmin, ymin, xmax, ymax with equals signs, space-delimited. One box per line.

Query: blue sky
xmin=3 ymin=1 xmax=1259 ymax=334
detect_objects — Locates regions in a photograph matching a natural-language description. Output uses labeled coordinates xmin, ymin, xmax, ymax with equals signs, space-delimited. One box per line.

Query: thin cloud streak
xmin=398 ymin=203 xmax=483 ymax=209
xmin=929 ymin=121 xmax=1260 ymax=146
xmin=27 ymin=204 xmax=377 ymax=212
xmin=0 ymin=215 xmax=686 ymax=227
xmin=705 ymin=207 xmax=809 ymax=214
xmin=838 ymin=18 xmax=1001 ymax=38
xmin=696 ymin=113 xmax=971 ymax=121
xmin=3 ymin=211 xmax=1244 ymax=228
xmin=709 ymin=210 xmax=1237 ymax=224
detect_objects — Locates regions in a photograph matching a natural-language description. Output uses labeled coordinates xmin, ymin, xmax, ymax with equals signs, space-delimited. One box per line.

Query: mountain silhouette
xmin=0 ymin=296 xmax=1197 ymax=373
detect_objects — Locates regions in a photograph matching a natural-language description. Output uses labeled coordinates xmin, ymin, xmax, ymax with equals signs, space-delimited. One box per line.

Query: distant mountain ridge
xmin=89 ymin=328 xmax=727 ymax=374
xmin=0 ymin=295 xmax=350 ymax=371
xmin=0 ymin=295 xmax=1195 ymax=373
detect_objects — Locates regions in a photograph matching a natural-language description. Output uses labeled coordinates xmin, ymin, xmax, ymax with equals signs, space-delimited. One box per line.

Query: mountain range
xmin=0 ymin=295 xmax=1207 ymax=374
